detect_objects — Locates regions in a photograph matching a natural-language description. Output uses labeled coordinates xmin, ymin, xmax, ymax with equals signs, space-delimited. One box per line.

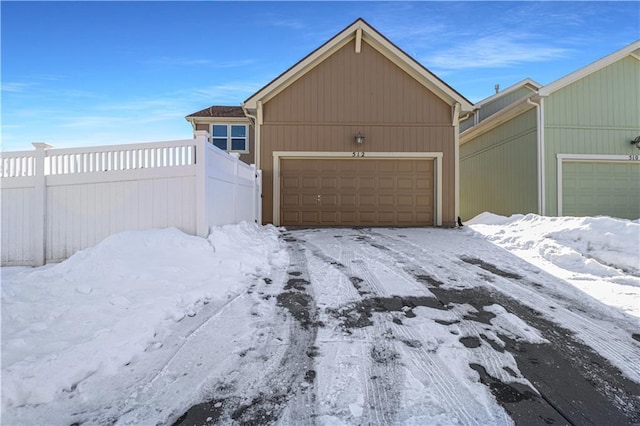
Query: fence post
xmin=194 ymin=131 xmax=209 ymax=238
xmin=256 ymin=169 xmax=262 ymax=225
xmin=229 ymin=153 xmax=240 ymax=223
xmin=32 ymin=142 xmax=52 ymax=266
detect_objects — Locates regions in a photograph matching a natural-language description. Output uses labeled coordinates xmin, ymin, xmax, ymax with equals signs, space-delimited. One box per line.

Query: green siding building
xmin=460 ymin=41 xmax=640 ymax=221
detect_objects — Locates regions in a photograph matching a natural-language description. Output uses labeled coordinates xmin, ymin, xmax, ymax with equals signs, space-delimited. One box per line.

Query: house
xmin=185 ymin=106 xmax=255 ymax=165
xmin=190 ymin=18 xmax=473 ymax=227
xmin=460 ymin=41 xmax=640 ymax=221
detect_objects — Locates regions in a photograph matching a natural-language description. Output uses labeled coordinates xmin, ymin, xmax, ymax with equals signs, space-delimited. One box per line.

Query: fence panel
xmin=1 ymin=133 xmax=262 ymax=266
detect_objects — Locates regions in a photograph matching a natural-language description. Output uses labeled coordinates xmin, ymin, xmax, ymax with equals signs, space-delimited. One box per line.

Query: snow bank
xmin=1 ymin=223 xmax=285 ymax=409
xmin=468 ymin=213 xmax=640 ymax=316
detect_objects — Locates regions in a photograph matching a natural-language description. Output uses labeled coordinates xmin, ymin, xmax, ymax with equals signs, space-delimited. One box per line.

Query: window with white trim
xmin=211 ymin=124 xmax=248 ymax=152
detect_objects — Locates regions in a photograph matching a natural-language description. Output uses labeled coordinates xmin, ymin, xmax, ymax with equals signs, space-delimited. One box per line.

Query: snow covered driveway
xmin=176 ymin=227 xmax=640 ymax=425
xmin=3 ymin=223 xmax=639 ymax=425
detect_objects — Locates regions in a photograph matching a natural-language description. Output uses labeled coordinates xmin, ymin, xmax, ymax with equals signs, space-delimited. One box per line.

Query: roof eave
xmin=474 ymin=78 xmax=542 ymax=108
xmin=460 ymin=94 xmax=537 ymax=144
xmin=539 ymin=40 xmax=640 ymax=96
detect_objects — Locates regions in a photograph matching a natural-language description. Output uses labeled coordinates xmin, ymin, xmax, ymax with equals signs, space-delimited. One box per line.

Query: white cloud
xmin=426 ymin=34 xmax=572 ymax=70
xmin=1 ymin=82 xmax=34 ymax=93
xmin=143 ymin=57 xmax=255 ymax=68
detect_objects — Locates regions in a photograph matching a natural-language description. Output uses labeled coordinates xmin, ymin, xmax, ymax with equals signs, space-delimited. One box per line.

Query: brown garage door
xmin=280 ymin=158 xmax=434 ymax=226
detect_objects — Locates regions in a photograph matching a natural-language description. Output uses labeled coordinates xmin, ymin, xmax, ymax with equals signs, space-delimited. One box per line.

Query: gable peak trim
xmin=244 ymin=18 xmax=472 ymax=111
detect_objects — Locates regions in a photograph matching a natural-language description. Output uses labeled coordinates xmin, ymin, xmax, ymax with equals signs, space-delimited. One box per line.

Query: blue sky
xmin=2 ymin=1 xmax=638 ymax=151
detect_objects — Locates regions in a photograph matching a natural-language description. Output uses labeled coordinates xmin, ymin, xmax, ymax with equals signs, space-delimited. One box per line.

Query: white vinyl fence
xmin=1 ymin=131 xmax=262 ymax=266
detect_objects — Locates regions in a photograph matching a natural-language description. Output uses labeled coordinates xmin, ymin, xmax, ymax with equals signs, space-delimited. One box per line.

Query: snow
xmin=467 ymin=213 xmax=640 ymax=317
xmin=2 ymin=214 xmax=639 ymax=424
xmin=1 ymin=223 xmax=286 ymax=411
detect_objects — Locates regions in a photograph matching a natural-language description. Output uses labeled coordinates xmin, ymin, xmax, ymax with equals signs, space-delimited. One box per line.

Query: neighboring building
xmin=185 ymin=106 xmax=255 ymax=165
xmin=460 ymin=41 xmax=640 ymax=221
xmin=191 ymin=18 xmax=472 ymax=227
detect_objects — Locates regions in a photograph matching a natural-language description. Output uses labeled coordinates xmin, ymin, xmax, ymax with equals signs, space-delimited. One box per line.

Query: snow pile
xmin=468 ymin=213 xmax=640 ymax=316
xmin=1 ymin=223 xmax=285 ymax=409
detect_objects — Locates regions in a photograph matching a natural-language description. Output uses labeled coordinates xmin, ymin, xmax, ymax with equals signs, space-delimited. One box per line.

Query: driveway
xmin=174 ymin=227 xmax=640 ymax=425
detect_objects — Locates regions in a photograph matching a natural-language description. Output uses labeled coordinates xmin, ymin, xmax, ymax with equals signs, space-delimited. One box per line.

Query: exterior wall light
xmin=355 ymin=132 xmax=365 ymax=145
xmin=631 ymin=135 xmax=640 ymax=150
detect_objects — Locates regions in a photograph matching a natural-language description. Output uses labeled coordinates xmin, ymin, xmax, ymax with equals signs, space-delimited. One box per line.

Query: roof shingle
xmin=186 ymin=105 xmax=245 ymax=118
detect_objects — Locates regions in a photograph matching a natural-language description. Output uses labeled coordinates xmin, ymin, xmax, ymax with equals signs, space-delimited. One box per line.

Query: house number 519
xmin=352 ymin=152 xmax=365 ymax=157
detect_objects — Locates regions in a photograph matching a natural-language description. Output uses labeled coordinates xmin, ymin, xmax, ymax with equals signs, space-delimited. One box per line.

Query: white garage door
xmin=562 ymin=161 xmax=640 ymax=219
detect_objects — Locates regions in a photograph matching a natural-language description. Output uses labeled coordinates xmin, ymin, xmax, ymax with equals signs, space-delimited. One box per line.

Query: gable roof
xmin=186 ymin=106 xmax=245 ymax=119
xmin=474 ymin=78 xmax=541 ymax=108
xmin=539 ymin=40 xmax=640 ymax=96
xmin=243 ymin=18 xmax=473 ymax=112
xmin=460 ymin=40 xmax=640 ymax=143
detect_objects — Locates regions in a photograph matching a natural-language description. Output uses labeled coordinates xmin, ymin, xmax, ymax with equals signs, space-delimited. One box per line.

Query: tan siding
xmin=260 ymin=40 xmax=456 ymax=226
xmin=264 ymin=42 xmax=451 ymax=125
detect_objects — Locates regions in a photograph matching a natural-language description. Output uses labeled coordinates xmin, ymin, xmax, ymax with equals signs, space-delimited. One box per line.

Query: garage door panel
xmin=359 ymin=177 xmax=376 ymax=190
xmin=282 ymin=177 xmax=299 ymax=190
xmin=562 ymin=161 xmax=640 ymax=219
xmin=282 ymin=211 xmax=300 ymax=223
xmin=340 ymin=194 xmax=357 ymax=207
xmin=301 ymin=194 xmax=318 ymax=206
xmin=340 ymin=176 xmax=357 ymax=190
xmin=398 ymin=195 xmax=413 ymax=207
xmin=416 ymin=194 xmax=432 ymax=208
xmin=282 ymin=194 xmax=299 ymax=206
xmin=322 ymin=194 xmax=338 ymax=206
xmin=301 ymin=212 xmax=319 ymax=222
xmin=281 ymin=158 xmax=435 ymax=226
xmin=302 ymin=177 xmax=318 ymax=188
xmin=378 ymin=211 xmax=395 ymax=223
xmin=397 ymin=178 xmax=414 ymax=190
xmin=321 ymin=176 xmax=337 ymax=189
xmin=416 ymin=177 xmax=432 ymax=190
xmin=379 ymin=177 xmax=395 ymax=190
xmin=360 ymin=194 xmax=376 ymax=207
xmin=397 ymin=161 xmax=415 ymax=173
xmin=379 ymin=194 xmax=394 ymax=206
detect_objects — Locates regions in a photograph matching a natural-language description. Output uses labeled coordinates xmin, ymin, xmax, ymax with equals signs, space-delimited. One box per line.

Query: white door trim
xmin=556 ymin=153 xmax=638 ymax=216
xmin=273 ymin=151 xmax=444 ymax=227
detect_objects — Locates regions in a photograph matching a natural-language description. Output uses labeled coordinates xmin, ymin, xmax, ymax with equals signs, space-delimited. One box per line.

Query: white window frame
xmin=210 ymin=124 xmax=248 ymax=153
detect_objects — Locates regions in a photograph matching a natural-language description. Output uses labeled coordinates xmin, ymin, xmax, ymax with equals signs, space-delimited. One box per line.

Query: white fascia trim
xmin=556 ymin=153 xmax=637 ymax=216
xmin=272 ymin=151 xmax=444 ymax=227
xmin=452 ymin=103 xmax=461 ymax=222
xmin=539 ymin=98 xmax=545 ymax=215
xmin=540 ymin=41 xmax=640 ymax=96
xmin=460 ymin=94 xmax=537 ymax=144
xmin=191 ymin=117 xmax=251 ymax=124
xmin=244 ymin=31 xmax=355 ymax=109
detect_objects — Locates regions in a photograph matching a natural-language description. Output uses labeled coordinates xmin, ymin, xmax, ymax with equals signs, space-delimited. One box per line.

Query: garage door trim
xmin=556 ymin=153 xmax=639 ymax=216
xmin=273 ymin=151 xmax=443 ymax=227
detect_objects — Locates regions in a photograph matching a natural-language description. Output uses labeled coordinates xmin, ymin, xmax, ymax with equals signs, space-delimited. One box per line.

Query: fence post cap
xmin=32 ymin=142 xmax=53 ymax=150
xmin=193 ymin=130 xmax=209 ymax=140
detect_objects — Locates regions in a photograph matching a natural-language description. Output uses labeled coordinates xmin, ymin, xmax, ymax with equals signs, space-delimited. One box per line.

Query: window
xmin=211 ymin=124 xmax=247 ymax=152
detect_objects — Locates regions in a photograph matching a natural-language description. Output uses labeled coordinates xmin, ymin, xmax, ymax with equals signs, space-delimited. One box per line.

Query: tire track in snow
xmin=300 ymin=230 xmax=496 ymax=425
xmin=347 ymin=232 xmax=509 ymax=425
xmin=368 ymin=229 xmax=640 ymax=424
xmin=300 ymin=233 xmax=401 ymax=425
xmin=170 ymin=231 xmax=320 ymax=426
